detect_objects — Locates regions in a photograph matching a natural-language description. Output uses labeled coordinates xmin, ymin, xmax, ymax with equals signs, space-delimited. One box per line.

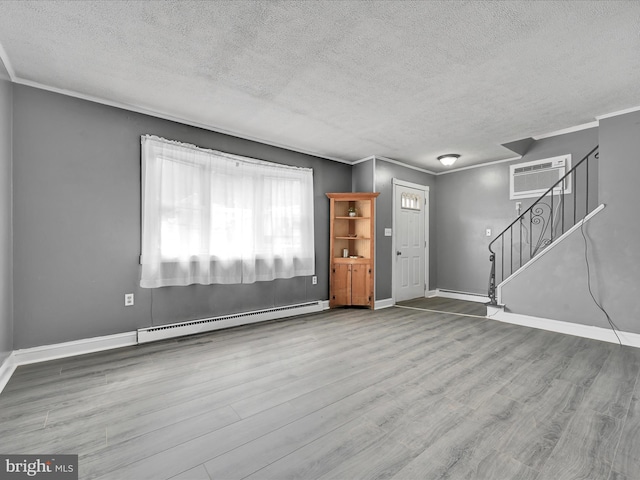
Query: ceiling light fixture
xmin=437 ymin=154 xmax=460 ymax=167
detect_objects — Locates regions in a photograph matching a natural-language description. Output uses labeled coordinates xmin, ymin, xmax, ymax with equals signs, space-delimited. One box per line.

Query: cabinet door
xmin=332 ymin=264 xmax=351 ymax=306
xmin=350 ymin=264 xmax=371 ymax=306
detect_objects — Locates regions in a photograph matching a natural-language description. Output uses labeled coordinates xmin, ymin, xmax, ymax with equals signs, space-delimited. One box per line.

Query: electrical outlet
xmin=486 ymin=228 xmax=492 ymax=237
xmin=312 ymin=276 xmax=317 ymax=285
xmin=124 ymin=293 xmax=134 ymax=306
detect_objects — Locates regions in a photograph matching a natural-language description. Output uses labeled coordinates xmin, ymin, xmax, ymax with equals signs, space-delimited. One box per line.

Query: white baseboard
xmin=12 ymin=331 xmax=138 ymax=366
xmin=375 ymin=298 xmax=394 ymax=310
xmin=435 ymin=289 xmax=489 ymax=304
xmin=0 ymin=353 xmax=16 ymax=394
xmin=426 ymin=290 xmax=438 ymax=298
xmin=490 ymin=309 xmax=640 ymax=348
xmin=486 ymin=304 xmax=504 ymax=317
xmin=1 ymin=301 xmax=331 ymax=395
xmin=2 ymin=331 xmax=137 ymax=395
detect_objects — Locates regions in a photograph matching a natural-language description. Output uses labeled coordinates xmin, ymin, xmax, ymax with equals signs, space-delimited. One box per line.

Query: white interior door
xmin=394 ymin=182 xmax=427 ymax=302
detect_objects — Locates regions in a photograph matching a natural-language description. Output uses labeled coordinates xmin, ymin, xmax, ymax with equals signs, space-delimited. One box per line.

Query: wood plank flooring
xmin=1 ymin=304 xmax=639 ymax=479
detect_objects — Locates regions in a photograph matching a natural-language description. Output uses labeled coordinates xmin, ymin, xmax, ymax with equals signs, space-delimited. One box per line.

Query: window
xmin=401 ymin=192 xmax=421 ymax=210
xmin=140 ymin=135 xmax=315 ymax=287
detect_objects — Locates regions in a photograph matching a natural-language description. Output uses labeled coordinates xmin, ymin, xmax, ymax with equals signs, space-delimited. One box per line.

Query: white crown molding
xmin=596 ymin=105 xmax=640 ymax=120
xmin=13 ymin=78 xmax=353 ymax=166
xmin=374 ymin=156 xmax=437 ymax=175
xmin=351 ymin=155 xmax=375 ymax=165
xmin=532 ymin=121 xmax=599 ymax=140
xmin=436 ymin=155 xmax=522 ymax=176
xmin=0 ymin=41 xmax=16 ymax=81
xmin=5 ymin=40 xmax=637 ymax=178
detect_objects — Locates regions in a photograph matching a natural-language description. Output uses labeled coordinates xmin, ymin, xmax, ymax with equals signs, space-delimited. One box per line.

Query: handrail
xmin=488 ymin=146 xmax=599 ymax=304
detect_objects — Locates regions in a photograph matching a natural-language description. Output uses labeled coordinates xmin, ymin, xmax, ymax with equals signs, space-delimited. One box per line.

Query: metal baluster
xmin=510 ymin=226 xmax=513 ymax=275
xmin=561 ymin=185 xmax=565 ymax=235
xmin=573 ymin=163 xmax=577 ymax=226
xmin=501 ymin=237 xmax=504 ymax=284
xmin=550 ymin=192 xmax=554 ymax=243
xmin=529 ymin=209 xmax=533 ymax=260
xmin=586 ymin=154 xmax=589 ymax=217
xmin=488 ymin=146 xmax=598 ymax=302
xmin=519 ymin=216 xmax=522 ymax=269
xmin=488 ymin=253 xmax=496 ymax=304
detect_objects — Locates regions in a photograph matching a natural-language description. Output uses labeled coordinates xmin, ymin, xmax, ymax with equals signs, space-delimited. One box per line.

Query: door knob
xmin=396 ymin=251 xmax=401 ymax=256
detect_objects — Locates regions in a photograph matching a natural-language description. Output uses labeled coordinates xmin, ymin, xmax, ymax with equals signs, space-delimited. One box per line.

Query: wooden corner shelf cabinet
xmin=326 ymin=192 xmax=379 ymax=309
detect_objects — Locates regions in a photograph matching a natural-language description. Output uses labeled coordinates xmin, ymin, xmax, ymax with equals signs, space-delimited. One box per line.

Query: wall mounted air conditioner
xmin=509 ymin=154 xmax=572 ymax=200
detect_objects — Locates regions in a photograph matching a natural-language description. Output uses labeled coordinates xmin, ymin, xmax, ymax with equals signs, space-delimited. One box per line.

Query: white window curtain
xmin=140 ymin=135 xmax=315 ymax=288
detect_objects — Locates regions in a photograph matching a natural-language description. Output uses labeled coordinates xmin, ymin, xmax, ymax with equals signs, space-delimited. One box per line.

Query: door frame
xmin=392 ymin=178 xmax=430 ymax=304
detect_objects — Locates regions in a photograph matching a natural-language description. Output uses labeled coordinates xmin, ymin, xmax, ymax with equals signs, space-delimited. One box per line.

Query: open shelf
xmin=326 ymin=192 xmax=379 ymax=309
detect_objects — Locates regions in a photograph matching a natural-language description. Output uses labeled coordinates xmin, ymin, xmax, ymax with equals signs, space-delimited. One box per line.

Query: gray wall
xmin=0 ymin=61 xmax=12 ymax=362
xmin=10 ymin=83 xmax=632 ymax=351
xmin=503 ymin=112 xmax=640 ymax=334
xmin=13 ymin=85 xmax=350 ymax=349
xmin=435 ymin=128 xmax=598 ymax=295
xmin=374 ymin=159 xmax=437 ymax=299
xmin=352 ymin=159 xmax=374 ymax=192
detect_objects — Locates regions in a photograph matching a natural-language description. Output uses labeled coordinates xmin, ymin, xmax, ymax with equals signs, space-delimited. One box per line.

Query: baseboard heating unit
xmin=137 ymin=301 xmax=324 ymax=344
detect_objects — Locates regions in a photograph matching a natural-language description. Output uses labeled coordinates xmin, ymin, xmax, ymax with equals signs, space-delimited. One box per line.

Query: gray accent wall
xmin=435 ymin=128 xmax=598 ymax=295
xmin=352 ymin=159 xmax=374 ymax=192
xmin=0 ymin=62 xmax=12 ymax=362
xmin=500 ymin=220 xmax=603 ymax=324
xmin=503 ymin=112 xmax=640 ymax=334
xmin=9 ymin=82 xmax=638 ymax=351
xmin=593 ymin=111 xmax=640 ymax=334
xmin=12 ymin=85 xmax=350 ymax=349
xmin=374 ymin=159 xmax=437 ymax=299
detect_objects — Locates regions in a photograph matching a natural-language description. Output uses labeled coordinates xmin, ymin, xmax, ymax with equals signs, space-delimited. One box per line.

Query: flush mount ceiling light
xmin=438 ymin=154 xmax=460 ymax=167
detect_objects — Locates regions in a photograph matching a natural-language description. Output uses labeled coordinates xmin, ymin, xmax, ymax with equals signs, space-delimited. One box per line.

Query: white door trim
xmin=392 ymin=179 xmax=429 ymax=304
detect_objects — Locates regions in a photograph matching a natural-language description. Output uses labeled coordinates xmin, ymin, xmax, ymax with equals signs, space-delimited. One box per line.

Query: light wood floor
xmin=1 ymin=304 xmax=639 ymax=479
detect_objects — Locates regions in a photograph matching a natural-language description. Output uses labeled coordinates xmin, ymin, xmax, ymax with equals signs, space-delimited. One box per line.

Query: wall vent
xmin=137 ymin=301 xmax=324 ymax=343
xmin=509 ymin=154 xmax=571 ymax=200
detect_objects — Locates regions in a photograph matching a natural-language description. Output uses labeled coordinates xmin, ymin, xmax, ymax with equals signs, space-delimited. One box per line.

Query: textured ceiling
xmin=0 ymin=0 xmax=639 ymax=172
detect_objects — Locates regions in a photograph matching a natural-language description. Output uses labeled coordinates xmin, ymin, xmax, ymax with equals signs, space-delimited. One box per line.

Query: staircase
xmin=488 ymin=146 xmax=599 ymax=305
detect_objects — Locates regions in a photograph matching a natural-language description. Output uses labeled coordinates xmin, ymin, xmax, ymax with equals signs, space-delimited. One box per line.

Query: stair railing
xmin=488 ymin=146 xmax=599 ymax=305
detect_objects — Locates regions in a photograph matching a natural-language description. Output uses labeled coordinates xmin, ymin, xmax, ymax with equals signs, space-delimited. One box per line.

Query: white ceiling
xmin=0 ymin=0 xmax=639 ymax=172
